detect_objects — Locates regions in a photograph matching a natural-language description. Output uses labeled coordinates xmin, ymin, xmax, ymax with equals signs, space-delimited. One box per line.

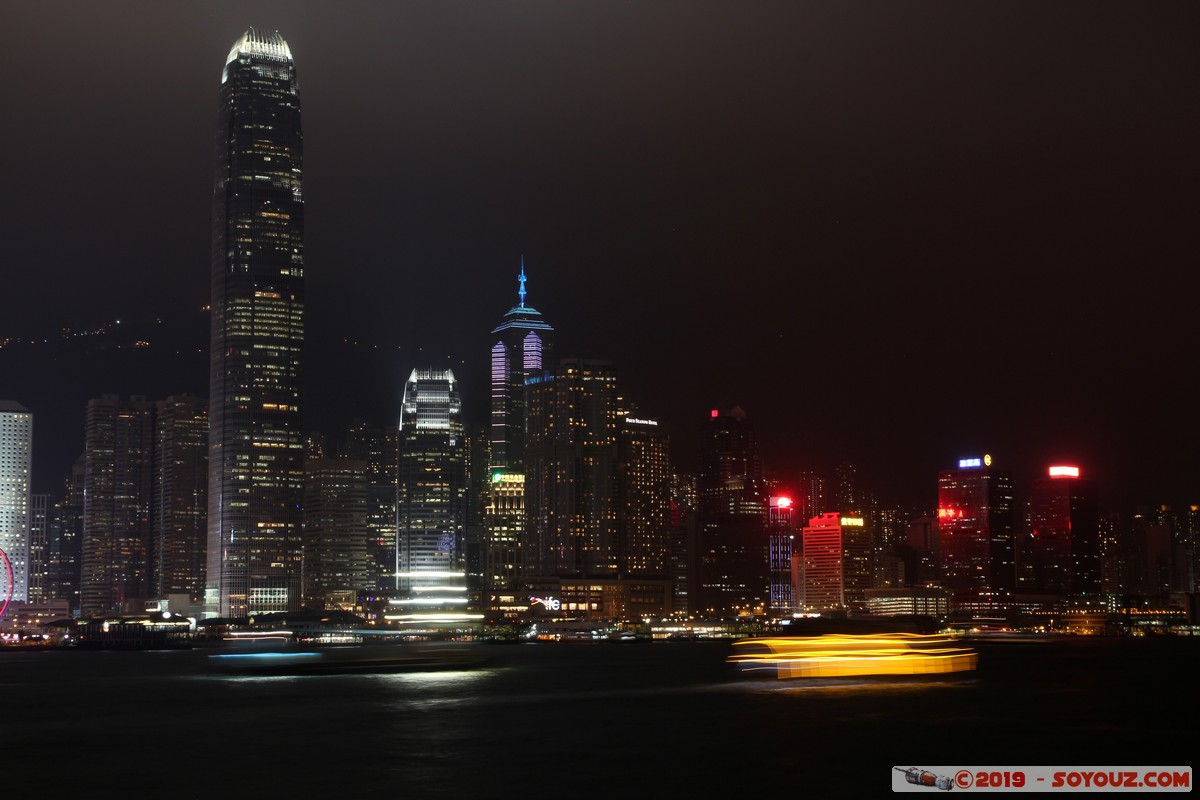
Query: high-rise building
xmin=485 ymin=264 xmax=554 ymax=599
xmin=799 ymin=512 xmax=871 ymax=611
xmin=695 ymin=407 xmax=768 ymax=616
xmin=153 ymin=395 xmax=208 ymax=601
xmin=393 ymin=369 xmax=467 ymax=618
xmin=344 ymin=421 xmax=399 ymax=593
xmin=484 ymin=471 xmax=525 ymax=609
xmin=937 ymin=454 xmax=1015 ymax=610
xmin=81 ymin=395 xmax=155 ymax=616
xmin=767 ymin=496 xmax=797 ymax=615
xmin=617 ymin=416 xmax=671 ymax=577
xmin=302 ymin=458 xmax=371 ymax=609
xmin=0 ymin=401 xmax=33 ymax=604
xmin=525 ymin=359 xmax=623 ymax=578
xmin=28 ymin=494 xmax=51 ymax=604
xmin=206 ymin=30 xmax=305 ymax=617
xmin=668 ymin=473 xmax=696 ymax=615
xmin=1024 ymin=465 xmax=1101 ymax=599
xmin=794 ymin=470 xmax=826 ymax=526
xmin=50 ymin=456 xmax=85 ymax=614
xmin=462 ymin=425 xmax=491 ymax=601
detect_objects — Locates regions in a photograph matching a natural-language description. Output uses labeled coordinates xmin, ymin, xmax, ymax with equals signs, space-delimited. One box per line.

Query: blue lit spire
xmin=518 ymin=256 xmax=527 ymax=308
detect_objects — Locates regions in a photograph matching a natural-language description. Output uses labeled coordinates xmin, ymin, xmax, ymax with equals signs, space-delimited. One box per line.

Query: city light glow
xmin=1048 ymin=465 xmax=1080 ymax=478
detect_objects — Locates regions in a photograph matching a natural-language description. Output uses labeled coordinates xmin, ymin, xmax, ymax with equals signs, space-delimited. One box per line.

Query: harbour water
xmin=2 ymin=637 xmax=1195 ymax=797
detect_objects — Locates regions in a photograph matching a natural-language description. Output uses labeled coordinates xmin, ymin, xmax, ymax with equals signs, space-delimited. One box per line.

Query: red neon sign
xmin=1048 ymin=465 xmax=1080 ymax=478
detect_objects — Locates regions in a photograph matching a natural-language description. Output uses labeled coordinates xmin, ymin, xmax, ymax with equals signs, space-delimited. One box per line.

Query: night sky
xmin=2 ymin=2 xmax=1197 ymax=509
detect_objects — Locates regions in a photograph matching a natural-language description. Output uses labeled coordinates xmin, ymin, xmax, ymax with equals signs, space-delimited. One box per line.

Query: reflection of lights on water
xmin=374 ymin=669 xmax=491 ymax=688
xmin=210 ymin=652 xmax=322 ymax=660
xmin=728 ymin=634 xmax=977 ymax=679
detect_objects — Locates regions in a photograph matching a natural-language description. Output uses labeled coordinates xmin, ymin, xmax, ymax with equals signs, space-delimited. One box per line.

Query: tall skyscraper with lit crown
xmin=396 ymin=369 xmax=466 ymax=593
xmin=490 ymin=261 xmax=554 ymax=473
xmin=485 ymin=262 xmax=553 ymax=598
xmin=206 ymin=30 xmax=305 ymax=617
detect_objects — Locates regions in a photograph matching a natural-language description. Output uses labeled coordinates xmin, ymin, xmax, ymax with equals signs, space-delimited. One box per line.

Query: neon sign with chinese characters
xmin=958 ymin=454 xmax=992 ymax=469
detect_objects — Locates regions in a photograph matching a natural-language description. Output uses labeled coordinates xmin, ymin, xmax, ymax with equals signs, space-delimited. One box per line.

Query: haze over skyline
xmin=2 ymin=1 xmax=1197 ymax=509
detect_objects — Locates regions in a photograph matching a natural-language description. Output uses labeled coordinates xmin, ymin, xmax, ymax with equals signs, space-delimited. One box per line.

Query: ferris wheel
xmin=0 ymin=547 xmax=13 ymax=619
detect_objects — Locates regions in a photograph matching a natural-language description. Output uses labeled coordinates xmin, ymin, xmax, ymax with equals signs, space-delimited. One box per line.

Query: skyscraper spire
xmin=518 ymin=256 xmax=527 ymax=309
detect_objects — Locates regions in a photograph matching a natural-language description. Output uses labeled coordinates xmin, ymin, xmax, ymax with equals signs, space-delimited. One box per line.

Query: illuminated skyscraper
xmin=617 ymin=416 xmax=671 ymax=577
xmin=28 ymin=494 xmax=51 ymax=604
xmin=153 ymin=395 xmax=207 ymax=601
xmin=206 ymin=30 xmax=305 ymax=617
xmin=344 ymin=421 xmax=399 ymax=593
xmin=525 ymin=359 xmax=623 ymax=578
xmin=695 ymin=407 xmax=768 ymax=616
xmin=0 ymin=401 xmax=33 ymax=604
xmin=393 ymin=369 xmax=467 ymax=619
xmin=489 ymin=261 xmax=554 ymax=474
xmin=767 ymin=496 xmax=796 ymax=615
xmin=937 ymin=455 xmax=1015 ymax=609
xmin=81 ymin=395 xmax=155 ymax=616
xmin=485 ymin=263 xmax=554 ymax=599
xmin=51 ymin=456 xmax=85 ymax=613
xmin=1026 ymin=465 xmax=1101 ymax=598
xmin=302 ymin=458 xmax=371 ymax=609
xmin=799 ymin=512 xmax=871 ymax=612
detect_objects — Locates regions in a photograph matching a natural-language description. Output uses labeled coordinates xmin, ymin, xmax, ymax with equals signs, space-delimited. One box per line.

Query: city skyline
xmin=1 ymin=2 xmax=1198 ymax=511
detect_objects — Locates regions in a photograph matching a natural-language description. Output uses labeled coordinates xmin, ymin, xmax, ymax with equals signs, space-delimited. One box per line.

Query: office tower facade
xmin=28 ymin=494 xmax=51 ymax=604
xmin=767 ymin=496 xmax=796 ymax=615
xmin=937 ymin=455 xmax=1016 ymax=609
xmin=207 ymin=30 xmax=305 ymax=617
xmin=50 ymin=456 xmax=85 ymax=613
xmin=525 ymin=359 xmax=623 ymax=578
xmin=799 ymin=512 xmax=871 ymax=611
xmin=153 ymin=395 xmax=208 ymax=600
xmin=81 ymin=395 xmax=155 ymax=616
xmin=695 ymin=407 xmax=768 ymax=616
xmin=344 ymin=421 xmax=399 ymax=592
xmin=801 ymin=513 xmax=844 ymax=611
xmin=484 ymin=472 xmax=525 ymax=606
xmin=0 ymin=401 xmax=33 ymax=604
xmin=794 ymin=470 xmax=826 ymax=524
xmin=463 ymin=424 xmax=490 ymax=597
xmin=395 ymin=369 xmax=467 ymax=602
xmin=668 ymin=473 xmax=696 ymax=614
xmin=617 ymin=416 xmax=671 ymax=577
xmin=1026 ymin=465 xmax=1101 ymax=599
xmin=302 ymin=458 xmax=371 ymax=609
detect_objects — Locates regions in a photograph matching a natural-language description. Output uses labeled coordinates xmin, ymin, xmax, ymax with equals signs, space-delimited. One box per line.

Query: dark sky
xmin=2 ymin=1 xmax=1197 ymax=509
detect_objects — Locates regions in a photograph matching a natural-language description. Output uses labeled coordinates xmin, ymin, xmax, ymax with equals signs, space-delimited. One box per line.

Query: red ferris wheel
xmin=0 ymin=547 xmax=13 ymax=619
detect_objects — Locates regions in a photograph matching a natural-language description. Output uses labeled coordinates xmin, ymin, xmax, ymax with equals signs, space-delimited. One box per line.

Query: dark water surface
xmin=2 ymin=638 xmax=1196 ymax=797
